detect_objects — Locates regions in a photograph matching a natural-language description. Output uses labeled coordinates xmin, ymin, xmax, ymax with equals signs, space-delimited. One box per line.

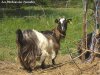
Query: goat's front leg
xmin=51 ymin=50 xmax=57 ymax=65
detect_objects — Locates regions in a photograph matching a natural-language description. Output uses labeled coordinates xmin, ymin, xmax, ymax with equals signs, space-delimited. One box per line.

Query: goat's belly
xmin=32 ymin=29 xmax=49 ymax=49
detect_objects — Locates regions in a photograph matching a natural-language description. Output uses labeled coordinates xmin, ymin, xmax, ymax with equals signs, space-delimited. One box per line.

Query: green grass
xmin=0 ymin=7 xmax=93 ymax=61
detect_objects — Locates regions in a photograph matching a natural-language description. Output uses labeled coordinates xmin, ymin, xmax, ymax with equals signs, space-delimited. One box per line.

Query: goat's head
xmin=55 ymin=18 xmax=72 ymax=38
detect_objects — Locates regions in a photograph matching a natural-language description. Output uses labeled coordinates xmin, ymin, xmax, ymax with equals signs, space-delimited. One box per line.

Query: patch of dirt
xmin=0 ymin=55 xmax=100 ymax=75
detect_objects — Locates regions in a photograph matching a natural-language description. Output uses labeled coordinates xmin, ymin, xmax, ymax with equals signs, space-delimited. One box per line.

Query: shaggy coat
xmin=16 ymin=18 xmax=72 ymax=71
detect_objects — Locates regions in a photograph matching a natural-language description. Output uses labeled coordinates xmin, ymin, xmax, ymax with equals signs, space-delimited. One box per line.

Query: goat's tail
xmin=16 ymin=29 xmax=23 ymax=46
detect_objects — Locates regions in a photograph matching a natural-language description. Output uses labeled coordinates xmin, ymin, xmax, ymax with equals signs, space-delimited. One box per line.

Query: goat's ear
xmin=67 ymin=19 xmax=72 ymax=24
xmin=55 ymin=19 xmax=59 ymax=23
xmin=67 ymin=19 xmax=72 ymax=22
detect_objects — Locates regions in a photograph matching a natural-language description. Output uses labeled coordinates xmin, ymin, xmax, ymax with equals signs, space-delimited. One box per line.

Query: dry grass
xmin=0 ymin=55 xmax=99 ymax=75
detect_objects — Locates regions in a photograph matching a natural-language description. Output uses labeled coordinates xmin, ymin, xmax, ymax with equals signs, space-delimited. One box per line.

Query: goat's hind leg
xmin=51 ymin=50 xmax=56 ymax=65
xmin=40 ymin=53 xmax=47 ymax=69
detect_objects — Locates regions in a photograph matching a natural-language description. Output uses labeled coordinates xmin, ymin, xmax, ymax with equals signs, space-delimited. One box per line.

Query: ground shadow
xmin=34 ymin=62 xmax=67 ymax=71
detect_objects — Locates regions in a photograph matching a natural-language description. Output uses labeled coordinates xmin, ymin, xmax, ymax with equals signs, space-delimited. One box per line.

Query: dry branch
xmin=70 ymin=48 xmax=100 ymax=61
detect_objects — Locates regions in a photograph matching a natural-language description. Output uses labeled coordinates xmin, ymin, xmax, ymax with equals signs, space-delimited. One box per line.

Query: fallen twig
xmin=67 ymin=47 xmax=82 ymax=74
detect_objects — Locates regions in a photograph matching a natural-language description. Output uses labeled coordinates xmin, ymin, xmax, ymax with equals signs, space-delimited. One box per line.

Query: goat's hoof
xmin=52 ymin=63 xmax=56 ymax=65
xmin=41 ymin=65 xmax=46 ymax=69
xmin=41 ymin=66 xmax=46 ymax=69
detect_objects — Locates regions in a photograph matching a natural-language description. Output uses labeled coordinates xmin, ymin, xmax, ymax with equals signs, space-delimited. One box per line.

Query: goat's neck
xmin=52 ymin=27 xmax=62 ymax=43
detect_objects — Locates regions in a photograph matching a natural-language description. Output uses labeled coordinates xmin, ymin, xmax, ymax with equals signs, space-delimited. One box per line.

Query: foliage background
xmin=0 ymin=0 xmax=94 ymax=61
